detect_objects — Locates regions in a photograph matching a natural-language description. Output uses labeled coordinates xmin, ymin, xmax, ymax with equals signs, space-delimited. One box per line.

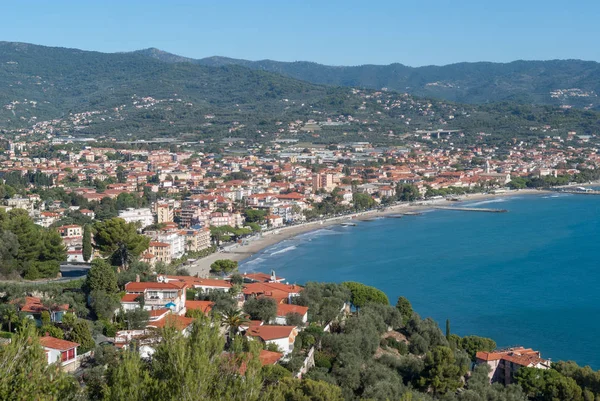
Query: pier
xmin=433 ymin=206 xmax=508 ymax=213
xmin=559 ymin=190 xmax=600 ymax=195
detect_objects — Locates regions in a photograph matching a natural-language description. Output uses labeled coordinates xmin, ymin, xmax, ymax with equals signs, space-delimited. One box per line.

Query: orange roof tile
xmin=276 ymin=304 xmax=308 ymax=317
xmin=39 ymin=335 xmax=79 ymax=351
xmin=246 ymin=325 xmax=296 ymax=341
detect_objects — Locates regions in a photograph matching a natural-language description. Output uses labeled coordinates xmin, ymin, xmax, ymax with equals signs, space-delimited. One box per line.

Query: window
xmin=61 ymin=351 xmax=68 ymax=362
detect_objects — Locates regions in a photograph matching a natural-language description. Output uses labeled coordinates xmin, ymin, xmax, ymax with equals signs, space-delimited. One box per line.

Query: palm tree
xmin=2 ymin=305 xmax=19 ymax=333
xmin=220 ymin=308 xmax=249 ymax=339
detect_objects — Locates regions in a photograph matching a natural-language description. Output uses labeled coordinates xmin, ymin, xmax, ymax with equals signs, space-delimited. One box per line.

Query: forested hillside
xmin=137 ymin=48 xmax=600 ymax=109
xmin=2 ymin=42 xmax=600 ymax=144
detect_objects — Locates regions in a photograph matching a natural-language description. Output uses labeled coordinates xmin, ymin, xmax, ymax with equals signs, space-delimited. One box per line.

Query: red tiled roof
xmin=147 ymin=314 xmax=194 ymax=330
xmin=259 ymin=349 xmax=283 ymax=365
xmin=185 ymin=301 xmax=214 ymax=315
xmin=276 ymin=304 xmax=308 ymax=317
xmin=39 ymin=335 xmax=79 ymax=351
xmin=17 ymin=296 xmax=68 ymax=314
xmin=148 ymin=308 xmax=170 ymax=318
xmin=246 ymin=325 xmax=296 ymax=341
xmin=125 ymin=281 xmax=186 ymax=292
xmin=242 ymin=272 xmax=283 ymax=283
xmin=121 ymin=294 xmax=140 ymax=303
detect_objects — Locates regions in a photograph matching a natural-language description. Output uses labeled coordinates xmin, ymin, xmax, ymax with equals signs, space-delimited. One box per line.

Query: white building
xmin=119 ymin=208 xmax=155 ymax=229
xmin=121 ymin=281 xmax=188 ymax=315
xmin=156 ymin=231 xmax=185 ymax=259
xmin=39 ymin=335 xmax=79 ymax=372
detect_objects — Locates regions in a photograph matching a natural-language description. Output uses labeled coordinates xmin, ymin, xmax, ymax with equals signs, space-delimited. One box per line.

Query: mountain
xmin=2 ymin=42 xmax=600 ymax=143
xmin=137 ymin=48 xmax=600 ymax=109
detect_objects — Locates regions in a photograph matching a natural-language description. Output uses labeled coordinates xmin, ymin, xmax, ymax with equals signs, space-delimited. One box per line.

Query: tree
xmin=67 ymin=318 xmax=95 ymax=354
xmin=342 ymin=281 xmax=389 ymax=309
xmin=286 ymin=312 xmax=305 ymax=327
xmin=124 ymin=309 xmax=150 ymax=330
xmin=243 ymin=297 xmax=278 ymax=322
xmin=0 ymin=320 xmax=79 ymax=400
xmin=459 ymin=336 xmax=497 ymax=361
xmin=352 ymin=192 xmax=375 ymax=210
xmin=446 ymin=319 xmax=451 ymax=340
xmin=515 ymin=367 xmax=583 ymax=401
xmin=418 ymin=345 xmax=465 ymax=395
xmin=0 ymin=304 xmax=19 ymax=333
xmin=265 ymin=377 xmax=344 ymax=401
xmin=244 ymin=209 xmax=267 ymax=223
xmin=396 ymin=183 xmax=421 ymax=202
xmin=93 ymin=218 xmax=150 ymax=269
xmin=210 ymin=259 xmax=238 ymax=275
xmin=396 ymin=296 xmax=414 ymax=326
xmin=82 ymin=224 xmax=92 ymax=262
xmin=85 ymin=259 xmax=118 ymax=294
xmin=89 ymin=290 xmax=121 ymax=321
xmin=220 ymin=308 xmax=250 ymax=338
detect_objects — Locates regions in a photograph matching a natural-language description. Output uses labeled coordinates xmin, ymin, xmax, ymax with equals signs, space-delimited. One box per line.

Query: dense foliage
xmin=0 ymin=208 xmax=66 ymax=279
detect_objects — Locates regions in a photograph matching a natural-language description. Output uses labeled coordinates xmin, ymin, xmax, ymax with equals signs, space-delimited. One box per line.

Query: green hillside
xmin=1 ymin=42 xmax=600 ymax=144
xmin=137 ymin=48 xmax=600 ymax=109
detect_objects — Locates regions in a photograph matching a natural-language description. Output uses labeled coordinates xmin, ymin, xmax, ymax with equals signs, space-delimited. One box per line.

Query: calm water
xmin=240 ymin=194 xmax=600 ymax=368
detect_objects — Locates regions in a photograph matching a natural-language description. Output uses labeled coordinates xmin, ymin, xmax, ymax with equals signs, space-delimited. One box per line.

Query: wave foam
xmin=462 ymin=198 xmax=508 ymax=207
xmin=270 ymin=245 xmax=297 ymax=256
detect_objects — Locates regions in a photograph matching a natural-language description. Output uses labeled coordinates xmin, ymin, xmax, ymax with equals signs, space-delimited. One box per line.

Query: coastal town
xmin=0 ymin=111 xmax=588 ymax=398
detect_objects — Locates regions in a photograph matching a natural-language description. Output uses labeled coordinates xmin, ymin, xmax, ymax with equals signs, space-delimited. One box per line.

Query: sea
xmin=240 ymin=193 xmax=600 ymax=368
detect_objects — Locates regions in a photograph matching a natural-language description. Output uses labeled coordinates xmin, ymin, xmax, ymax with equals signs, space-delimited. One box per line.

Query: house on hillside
xmin=245 ymin=324 xmax=298 ymax=355
xmin=40 ymin=335 xmax=80 ymax=372
xmin=476 ymin=347 xmax=551 ymax=385
xmin=16 ymin=297 xmax=70 ymax=325
xmin=274 ymin=303 xmax=308 ymax=325
xmin=121 ymin=281 xmax=187 ymax=315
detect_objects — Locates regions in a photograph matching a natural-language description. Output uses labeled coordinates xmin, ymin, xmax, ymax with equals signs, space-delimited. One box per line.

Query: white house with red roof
xmin=122 ymin=280 xmax=187 ymax=315
xmin=245 ymin=324 xmax=298 ymax=355
xmin=158 ymin=275 xmax=232 ymax=293
xmin=274 ymin=304 xmax=308 ymax=325
xmin=40 ymin=335 xmax=80 ymax=372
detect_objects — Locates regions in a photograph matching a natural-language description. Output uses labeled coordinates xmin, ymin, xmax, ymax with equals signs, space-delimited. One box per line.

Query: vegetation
xmin=210 ymin=259 xmax=238 ymax=275
xmin=93 ymin=218 xmax=150 ymax=269
xmin=0 ymin=208 xmax=66 ymax=279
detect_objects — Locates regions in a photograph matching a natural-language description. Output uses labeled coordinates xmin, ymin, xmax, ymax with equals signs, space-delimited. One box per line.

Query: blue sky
xmin=2 ymin=0 xmax=598 ymax=66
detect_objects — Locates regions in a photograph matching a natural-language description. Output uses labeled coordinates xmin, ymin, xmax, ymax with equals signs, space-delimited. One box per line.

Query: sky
xmin=1 ymin=0 xmax=599 ymax=67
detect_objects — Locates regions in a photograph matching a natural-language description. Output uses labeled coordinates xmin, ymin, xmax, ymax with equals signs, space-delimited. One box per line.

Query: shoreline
xmin=186 ymin=188 xmax=548 ymax=277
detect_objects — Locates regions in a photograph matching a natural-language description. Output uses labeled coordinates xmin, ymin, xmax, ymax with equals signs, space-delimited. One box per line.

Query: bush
xmin=314 ymin=351 xmax=333 ymax=370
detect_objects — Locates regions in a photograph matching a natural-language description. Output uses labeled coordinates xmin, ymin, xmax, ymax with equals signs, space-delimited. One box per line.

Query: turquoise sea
xmin=240 ymin=194 xmax=600 ymax=368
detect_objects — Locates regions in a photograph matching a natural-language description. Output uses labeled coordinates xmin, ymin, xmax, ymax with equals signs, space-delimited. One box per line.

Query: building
xmin=155 ymin=231 xmax=185 ymax=260
xmin=158 ymin=275 xmax=232 ymax=293
xmin=312 ymin=173 xmax=334 ymax=192
xmin=180 ymin=227 xmax=211 ymax=252
xmin=476 ymin=347 xmax=551 ymax=385
xmin=266 ymin=214 xmax=284 ymax=228
xmin=17 ymin=296 xmax=69 ymax=324
xmin=118 ymin=208 xmax=154 ymax=229
xmin=121 ymin=281 xmax=188 ymax=315
xmin=274 ymin=304 xmax=308 ymax=325
xmin=40 ymin=335 xmax=80 ymax=372
xmin=56 ymin=224 xmax=83 ymax=238
xmin=156 ymin=203 xmax=174 ymax=224
xmin=147 ymin=241 xmax=172 ymax=265
xmin=245 ymin=324 xmax=298 ymax=355
xmin=242 ymin=282 xmax=302 ymax=304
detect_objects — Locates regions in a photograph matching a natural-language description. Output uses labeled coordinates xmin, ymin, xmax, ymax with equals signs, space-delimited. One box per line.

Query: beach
xmin=186 ymin=188 xmax=546 ymax=277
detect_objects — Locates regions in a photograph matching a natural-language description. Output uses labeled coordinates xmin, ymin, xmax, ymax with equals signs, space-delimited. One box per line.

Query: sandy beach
xmin=186 ymin=188 xmax=547 ymax=277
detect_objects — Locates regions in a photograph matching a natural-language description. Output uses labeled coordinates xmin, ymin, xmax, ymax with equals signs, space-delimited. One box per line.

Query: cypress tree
xmin=446 ymin=319 xmax=451 ymax=340
xmin=82 ymin=224 xmax=92 ymax=262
